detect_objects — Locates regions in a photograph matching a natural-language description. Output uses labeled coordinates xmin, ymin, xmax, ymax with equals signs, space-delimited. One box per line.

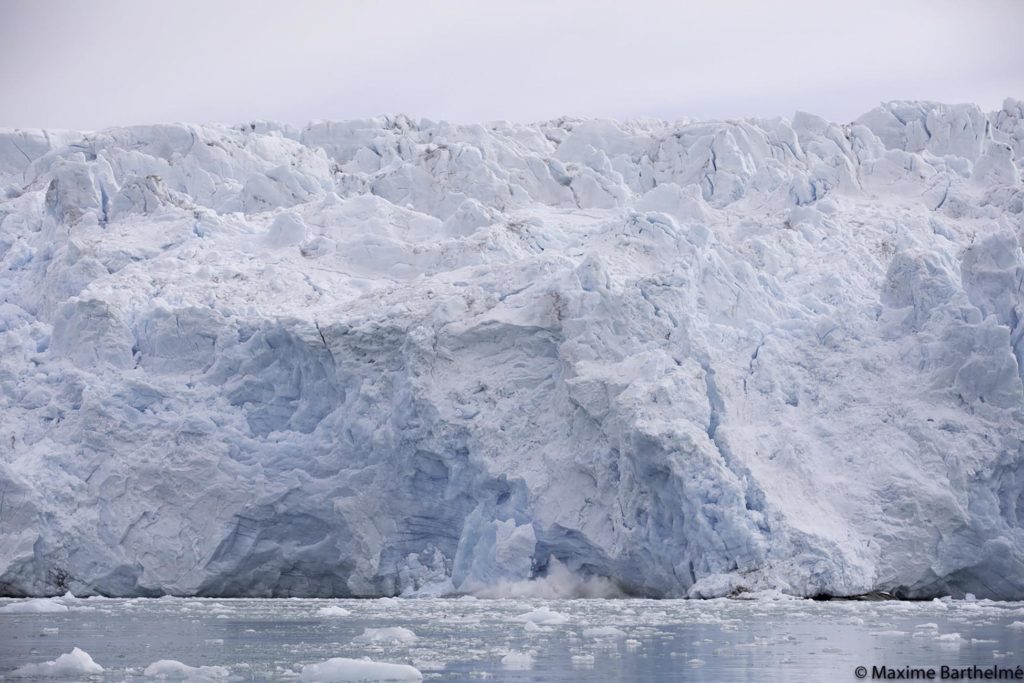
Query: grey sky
xmin=1 ymin=0 xmax=1022 ymax=130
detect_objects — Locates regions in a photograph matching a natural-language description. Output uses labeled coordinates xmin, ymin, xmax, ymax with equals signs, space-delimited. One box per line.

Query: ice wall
xmin=0 ymin=100 xmax=1022 ymax=598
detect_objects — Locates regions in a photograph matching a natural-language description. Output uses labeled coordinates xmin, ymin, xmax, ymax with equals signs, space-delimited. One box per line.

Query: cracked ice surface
xmin=0 ymin=100 xmax=1023 ymax=599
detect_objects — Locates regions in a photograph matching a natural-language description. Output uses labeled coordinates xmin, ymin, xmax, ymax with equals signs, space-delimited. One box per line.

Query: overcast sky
xmin=1 ymin=0 xmax=1022 ymax=130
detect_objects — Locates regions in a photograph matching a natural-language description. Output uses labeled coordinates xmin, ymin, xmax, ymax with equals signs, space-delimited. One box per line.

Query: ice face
xmin=0 ymin=102 xmax=1022 ymax=599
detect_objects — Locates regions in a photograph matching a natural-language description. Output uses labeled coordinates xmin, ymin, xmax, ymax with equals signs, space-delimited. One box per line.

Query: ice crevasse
xmin=0 ymin=100 xmax=1023 ymax=599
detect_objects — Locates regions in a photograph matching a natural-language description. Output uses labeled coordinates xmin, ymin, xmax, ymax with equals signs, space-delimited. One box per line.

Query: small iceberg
xmin=0 ymin=598 xmax=70 ymax=614
xmin=513 ymin=606 xmax=569 ymax=625
xmin=352 ymin=626 xmax=418 ymax=643
xmin=299 ymin=657 xmax=422 ymax=682
xmin=10 ymin=647 xmax=103 ymax=677
xmin=143 ymin=659 xmax=230 ymax=679
xmin=317 ymin=605 xmax=352 ymax=617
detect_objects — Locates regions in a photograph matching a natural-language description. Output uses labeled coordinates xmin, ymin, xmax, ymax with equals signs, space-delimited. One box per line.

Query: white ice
xmin=10 ymin=647 xmax=103 ymax=677
xmin=500 ymin=651 xmax=535 ymax=669
xmin=352 ymin=627 xmax=418 ymax=643
xmin=317 ymin=605 xmax=352 ymax=617
xmin=299 ymin=657 xmax=423 ymax=682
xmin=0 ymin=100 xmax=1022 ymax=599
xmin=514 ymin=606 xmax=571 ymax=625
xmin=142 ymin=659 xmax=230 ymax=680
xmin=0 ymin=598 xmax=69 ymax=613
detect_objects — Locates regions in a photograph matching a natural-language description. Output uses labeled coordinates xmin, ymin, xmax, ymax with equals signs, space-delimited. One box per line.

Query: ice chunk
xmin=266 ymin=212 xmax=308 ymax=248
xmin=513 ymin=606 xmax=570 ymax=625
xmin=582 ymin=626 xmax=626 ymax=638
xmin=0 ymin=598 xmax=69 ymax=614
xmin=143 ymin=659 xmax=230 ymax=680
xmin=500 ymin=651 xmax=534 ymax=669
xmin=10 ymin=647 xmax=103 ymax=677
xmin=352 ymin=627 xmax=418 ymax=643
xmin=317 ymin=605 xmax=352 ymax=617
xmin=570 ymin=654 xmax=595 ymax=667
xmin=299 ymin=657 xmax=422 ymax=682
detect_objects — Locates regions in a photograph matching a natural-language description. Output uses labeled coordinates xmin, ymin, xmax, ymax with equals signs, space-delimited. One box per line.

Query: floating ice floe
xmin=143 ymin=659 xmax=230 ymax=680
xmin=10 ymin=647 xmax=103 ymax=677
xmin=582 ymin=626 xmax=626 ymax=638
xmin=513 ymin=606 xmax=570 ymax=625
xmin=0 ymin=598 xmax=70 ymax=614
xmin=317 ymin=605 xmax=352 ymax=617
xmin=299 ymin=657 xmax=423 ymax=682
xmin=500 ymin=651 xmax=535 ymax=669
xmin=570 ymin=653 xmax=596 ymax=667
xmin=352 ymin=626 xmax=419 ymax=643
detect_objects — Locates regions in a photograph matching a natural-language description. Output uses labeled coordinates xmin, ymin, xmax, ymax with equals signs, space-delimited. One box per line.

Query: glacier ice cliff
xmin=1 ymin=101 xmax=1023 ymax=599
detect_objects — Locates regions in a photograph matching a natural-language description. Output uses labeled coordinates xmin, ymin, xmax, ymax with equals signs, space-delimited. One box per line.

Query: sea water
xmin=0 ymin=595 xmax=1020 ymax=681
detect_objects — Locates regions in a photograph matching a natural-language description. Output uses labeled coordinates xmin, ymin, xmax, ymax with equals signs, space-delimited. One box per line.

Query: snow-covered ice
xmin=1 ymin=100 xmax=1023 ymax=599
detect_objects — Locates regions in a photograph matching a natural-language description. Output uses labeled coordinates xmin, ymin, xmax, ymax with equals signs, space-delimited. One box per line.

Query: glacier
xmin=0 ymin=100 xmax=1022 ymax=600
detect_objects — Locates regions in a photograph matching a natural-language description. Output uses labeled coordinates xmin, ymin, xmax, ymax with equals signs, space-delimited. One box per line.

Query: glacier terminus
xmin=1 ymin=100 xmax=1023 ymax=600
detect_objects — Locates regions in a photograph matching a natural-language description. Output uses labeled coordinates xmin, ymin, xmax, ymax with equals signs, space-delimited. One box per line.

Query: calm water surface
xmin=0 ymin=595 xmax=1021 ymax=681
